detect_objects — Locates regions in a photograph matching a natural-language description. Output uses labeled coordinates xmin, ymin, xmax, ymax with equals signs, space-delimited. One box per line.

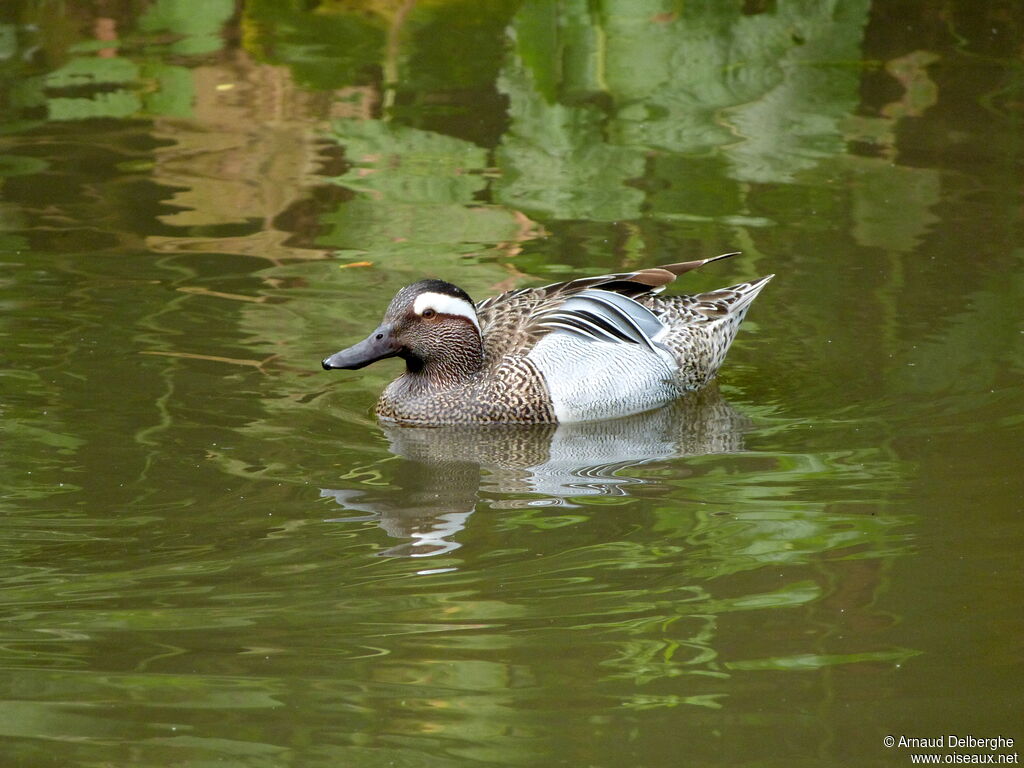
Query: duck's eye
xmin=421 ymin=308 xmax=436 ymax=319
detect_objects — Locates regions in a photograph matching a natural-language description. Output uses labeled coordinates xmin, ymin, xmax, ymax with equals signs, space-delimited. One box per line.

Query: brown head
xmin=321 ymin=280 xmax=485 ymax=384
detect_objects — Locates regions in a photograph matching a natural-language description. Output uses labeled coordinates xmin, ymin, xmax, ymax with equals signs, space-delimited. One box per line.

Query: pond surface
xmin=1 ymin=1 xmax=1022 ymax=766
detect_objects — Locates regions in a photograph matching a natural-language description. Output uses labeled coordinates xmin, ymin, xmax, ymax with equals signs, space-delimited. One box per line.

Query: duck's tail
xmin=696 ymin=274 xmax=773 ymax=381
xmin=651 ymin=273 xmax=773 ymax=389
xmin=696 ymin=273 xmax=774 ymax=317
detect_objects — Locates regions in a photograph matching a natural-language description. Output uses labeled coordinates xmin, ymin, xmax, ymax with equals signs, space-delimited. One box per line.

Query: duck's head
xmin=322 ymin=279 xmax=483 ymax=378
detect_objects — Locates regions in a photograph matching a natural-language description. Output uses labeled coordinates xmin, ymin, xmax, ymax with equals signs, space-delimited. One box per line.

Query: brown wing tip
xmin=627 ymin=267 xmax=677 ymax=288
xmin=659 ymin=251 xmax=741 ymax=278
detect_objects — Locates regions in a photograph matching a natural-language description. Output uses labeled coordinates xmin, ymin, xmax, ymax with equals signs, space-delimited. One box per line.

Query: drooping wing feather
xmin=476 ymin=253 xmax=739 ymax=362
xmin=535 ymin=290 xmax=665 ymax=352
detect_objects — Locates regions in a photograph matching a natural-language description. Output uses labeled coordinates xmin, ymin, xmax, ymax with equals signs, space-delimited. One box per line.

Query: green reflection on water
xmin=7 ymin=0 xmax=232 ymax=123
xmin=495 ymin=0 xmax=872 ymax=221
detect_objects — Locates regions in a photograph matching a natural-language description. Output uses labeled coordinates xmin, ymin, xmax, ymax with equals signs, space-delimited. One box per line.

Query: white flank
xmin=413 ymin=292 xmax=480 ymax=333
xmin=528 ymin=333 xmax=681 ymax=423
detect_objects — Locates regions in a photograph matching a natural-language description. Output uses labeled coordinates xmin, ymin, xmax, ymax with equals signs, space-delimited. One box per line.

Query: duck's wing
xmin=476 ymin=253 xmax=739 ymax=360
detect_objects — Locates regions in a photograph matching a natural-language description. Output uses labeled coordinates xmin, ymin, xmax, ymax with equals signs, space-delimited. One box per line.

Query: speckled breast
xmin=376 ymin=356 xmax=557 ymax=425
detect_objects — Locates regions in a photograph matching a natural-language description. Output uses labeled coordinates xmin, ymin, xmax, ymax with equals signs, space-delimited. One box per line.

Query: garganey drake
xmin=322 ymin=253 xmax=772 ymax=425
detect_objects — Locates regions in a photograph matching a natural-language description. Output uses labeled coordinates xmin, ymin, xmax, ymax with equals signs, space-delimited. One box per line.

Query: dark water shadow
xmin=321 ymin=386 xmax=751 ymax=556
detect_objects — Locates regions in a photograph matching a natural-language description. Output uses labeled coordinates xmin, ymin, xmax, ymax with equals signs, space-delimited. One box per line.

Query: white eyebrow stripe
xmin=413 ymin=292 xmax=481 ymax=333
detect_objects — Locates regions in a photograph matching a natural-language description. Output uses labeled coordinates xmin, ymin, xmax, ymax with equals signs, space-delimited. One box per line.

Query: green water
xmin=1 ymin=1 xmax=1021 ymax=766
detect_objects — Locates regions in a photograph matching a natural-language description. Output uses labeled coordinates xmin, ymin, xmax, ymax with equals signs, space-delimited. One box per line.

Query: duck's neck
xmin=402 ymin=342 xmax=484 ymax=391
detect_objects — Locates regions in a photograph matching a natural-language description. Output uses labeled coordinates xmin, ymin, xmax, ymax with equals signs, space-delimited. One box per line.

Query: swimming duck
xmin=322 ymin=253 xmax=772 ymax=425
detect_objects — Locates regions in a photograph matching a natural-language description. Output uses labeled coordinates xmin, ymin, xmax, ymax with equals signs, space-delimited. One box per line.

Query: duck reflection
xmin=322 ymin=386 xmax=751 ymax=557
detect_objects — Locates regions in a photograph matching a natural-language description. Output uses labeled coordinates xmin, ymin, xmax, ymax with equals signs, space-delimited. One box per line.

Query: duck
xmin=322 ymin=253 xmax=772 ymax=425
